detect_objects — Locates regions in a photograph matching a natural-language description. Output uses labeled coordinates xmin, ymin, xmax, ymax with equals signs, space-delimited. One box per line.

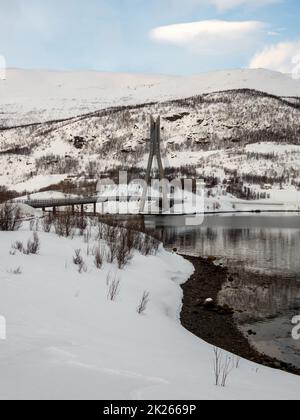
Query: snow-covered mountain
xmin=0 ymin=68 xmax=300 ymax=207
xmin=1 ymin=68 xmax=300 ymax=128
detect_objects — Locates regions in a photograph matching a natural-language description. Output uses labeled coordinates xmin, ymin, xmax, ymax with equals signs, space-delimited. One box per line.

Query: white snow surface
xmin=246 ymin=142 xmax=300 ymax=155
xmin=0 ymin=225 xmax=300 ymax=400
xmin=0 ymin=203 xmax=42 ymax=218
xmin=12 ymin=175 xmax=67 ymax=193
xmin=1 ymin=68 xmax=300 ymax=127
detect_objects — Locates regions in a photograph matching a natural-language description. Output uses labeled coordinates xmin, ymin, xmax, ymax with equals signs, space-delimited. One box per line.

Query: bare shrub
xmin=86 ymin=244 xmax=91 ymax=256
xmin=9 ymin=248 xmax=16 ymax=256
xmin=95 ymin=221 xmax=105 ymax=240
xmin=25 ymin=233 xmax=40 ymax=255
xmin=137 ymin=291 xmax=150 ymax=315
xmin=0 ymin=203 xmax=22 ymax=231
xmin=35 ymin=219 xmax=40 ymax=231
xmin=30 ymin=218 xmax=40 ymax=232
xmin=116 ymin=228 xmax=134 ymax=269
xmin=107 ymin=273 xmax=121 ymax=301
xmin=94 ymin=246 xmax=104 ymax=269
xmin=83 ymin=227 xmax=92 ymax=244
xmin=213 ymin=347 xmax=222 ymax=387
xmin=105 ymin=226 xmax=119 ymax=264
xmin=13 ymin=234 xmax=40 ymax=255
xmin=73 ymin=249 xmax=87 ymax=273
xmin=137 ymin=234 xmax=160 ymax=256
xmin=10 ymin=266 xmax=22 ymax=275
xmin=12 ymin=241 xmax=24 ymax=253
xmin=79 ymin=261 xmax=87 ymax=274
xmin=221 ymin=355 xmax=234 ymax=387
xmin=96 ymin=217 xmax=160 ymax=266
xmin=124 ymin=225 xmax=138 ymax=251
xmin=73 ymin=249 xmax=82 ymax=265
xmin=29 ymin=219 xmax=35 ymax=231
xmin=213 ymin=347 xmax=234 ymax=387
xmin=41 ymin=214 xmax=54 ymax=233
xmin=234 ymin=356 xmax=241 ymax=369
xmin=75 ymin=215 xmax=88 ymax=236
xmin=54 ymin=212 xmax=76 ymax=238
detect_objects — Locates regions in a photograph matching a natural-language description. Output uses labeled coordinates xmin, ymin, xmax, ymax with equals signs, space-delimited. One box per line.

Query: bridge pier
xmin=81 ymin=204 xmax=84 ymax=215
xmin=71 ymin=205 xmax=75 ymax=215
xmin=53 ymin=206 xmax=56 ymax=215
xmin=93 ymin=202 xmax=97 ymax=215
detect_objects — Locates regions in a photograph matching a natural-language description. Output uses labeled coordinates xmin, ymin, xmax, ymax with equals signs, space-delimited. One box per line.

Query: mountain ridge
xmin=1 ymin=68 xmax=300 ymax=128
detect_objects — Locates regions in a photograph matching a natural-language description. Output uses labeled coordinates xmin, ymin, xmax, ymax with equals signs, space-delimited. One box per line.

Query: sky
xmin=0 ymin=0 xmax=299 ymax=75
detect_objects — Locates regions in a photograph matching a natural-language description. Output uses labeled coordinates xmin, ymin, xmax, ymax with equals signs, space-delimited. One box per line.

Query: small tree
xmin=0 ymin=203 xmax=22 ymax=231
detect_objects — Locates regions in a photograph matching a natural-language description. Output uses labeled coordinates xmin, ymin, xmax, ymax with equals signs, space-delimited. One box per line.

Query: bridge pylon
xmin=140 ymin=116 xmax=168 ymax=213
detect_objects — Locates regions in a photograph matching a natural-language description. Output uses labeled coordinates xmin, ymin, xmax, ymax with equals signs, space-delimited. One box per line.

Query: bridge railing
xmin=14 ymin=196 xmax=101 ymax=208
xmin=13 ymin=195 xmax=161 ymax=209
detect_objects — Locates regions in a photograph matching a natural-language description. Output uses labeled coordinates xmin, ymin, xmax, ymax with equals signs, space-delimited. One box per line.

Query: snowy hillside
xmin=0 ymin=88 xmax=299 ymax=209
xmin=1 ymin=222 xmax=300 ymax=400
xmin=1 ymin=68 xmax=300 ymax=128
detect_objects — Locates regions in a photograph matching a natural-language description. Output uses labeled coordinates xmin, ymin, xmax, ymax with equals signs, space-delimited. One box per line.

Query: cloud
xmin=150 ymin=20 xmax=266 ymax=54
xmin=250 ymin=41 xmax=300 ymax=78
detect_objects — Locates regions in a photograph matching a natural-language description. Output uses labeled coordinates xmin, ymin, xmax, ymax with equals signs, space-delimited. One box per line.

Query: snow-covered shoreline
xmin=1 ymin=221 xmax=300 ymax=400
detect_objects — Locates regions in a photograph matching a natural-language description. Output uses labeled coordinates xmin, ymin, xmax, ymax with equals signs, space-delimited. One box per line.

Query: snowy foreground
xmin=1 ymin=225 xmax=300 ymax=400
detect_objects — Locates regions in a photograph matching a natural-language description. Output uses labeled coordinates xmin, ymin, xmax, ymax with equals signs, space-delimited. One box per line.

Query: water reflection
xmin=218 ymin=270 xmax=300 ymax=322
xmin=147 ymin=214 xmax=300 ymax=368
xmin=151 ymin=215 xmax=300 ymax=277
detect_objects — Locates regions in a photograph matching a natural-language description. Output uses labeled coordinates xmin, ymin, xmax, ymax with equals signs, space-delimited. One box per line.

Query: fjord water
xmin=147 ymin=214 xmax=300 ymax=368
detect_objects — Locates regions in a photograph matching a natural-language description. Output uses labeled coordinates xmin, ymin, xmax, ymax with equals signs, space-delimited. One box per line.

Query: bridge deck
xmin=15 ymin=195 xmax=180 ymax=209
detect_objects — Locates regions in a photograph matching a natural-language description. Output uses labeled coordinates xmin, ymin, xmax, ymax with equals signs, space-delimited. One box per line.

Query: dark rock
xmin=164 ymin=112 xmax=190 ymax=122
xmin=73 ymin=136 xmax=86 ymax=149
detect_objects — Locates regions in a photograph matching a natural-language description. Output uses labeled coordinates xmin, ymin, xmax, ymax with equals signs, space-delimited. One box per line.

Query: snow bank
xmin=13 ymin=175 xmax=67 ymax=193
xmin=0 ymin=226 xmax=300 ymax=400
xmin=0 ymin=203 xmax=42 ymax=218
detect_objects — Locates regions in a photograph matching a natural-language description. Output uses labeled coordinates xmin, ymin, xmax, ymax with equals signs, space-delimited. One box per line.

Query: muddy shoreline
xmin=180 ymin=255 xmax=300 ymax=376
